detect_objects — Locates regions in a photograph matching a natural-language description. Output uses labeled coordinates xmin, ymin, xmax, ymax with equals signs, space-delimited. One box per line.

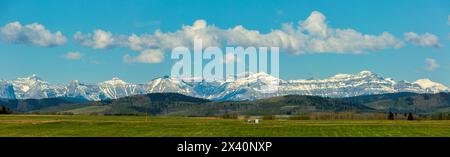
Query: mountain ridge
xmin=0 ymin=71 xmax=448 ymax=101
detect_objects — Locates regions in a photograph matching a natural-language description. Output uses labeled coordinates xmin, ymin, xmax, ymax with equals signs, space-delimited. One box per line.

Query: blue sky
xmin=0 ymin=0 xmax=449 ymax=85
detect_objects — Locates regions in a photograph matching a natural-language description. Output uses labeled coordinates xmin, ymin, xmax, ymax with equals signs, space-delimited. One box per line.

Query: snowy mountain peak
xmin=112 ymin=77 xmax=122 ymax=81
xmin=8 ymin=74 xmax=66 ymax=99
xmin=146 ymin=75 xmax=191 ymax=95
xmin=358 ymin=70 xmax=374 ymax=76
xmin=98 ymin=77 xmax=140 ymax=100
xmin=151 ymin=75 xmax=179 ymax=83
xmin=12 ymin=74 xmax=47 ymax=92
xmin=415 ymin=78 xmax=432 ymax=84
xmin=19 ymin=74 xmax=43 ymax=82
xmin=330 ymin=70 xmax=377 ymax=80
xmin=69 ymin=80 xmax=80 ymax=84
xmin=414 ymin=79 xmax=449 ymax=92
xmin=232 ymin=72 xmax=281 ymax=82
xmin=330 ymin=73 xmax=353 ymax=79
xmin=247 ymin=72 xmax=273 ymax=78
xmin=102 ymin=77 xmax=127 ymax=85
xmin=1 ymin=71 xmax=448 ymax=101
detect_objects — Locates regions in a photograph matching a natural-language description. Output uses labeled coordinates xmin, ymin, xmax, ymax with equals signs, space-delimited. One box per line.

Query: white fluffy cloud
xmin=73 ymin=29 xmax=127 ymax=49
xmin=64 ymin=51 xmax=83 ymax=60
xmin=425 ymin=58 xmax=439 ymax=71
xmin=404 ymin=32 xmax=441 ymax=48
xmin=0 ymin=21 xmax=67 ymax=47
xmin=74 ymin=11 xmax=404 ymax=56
xmin=123 ymin=49 xmax=164 ymax=63
xmin=73 ymin=11 xmax=448 ymax=64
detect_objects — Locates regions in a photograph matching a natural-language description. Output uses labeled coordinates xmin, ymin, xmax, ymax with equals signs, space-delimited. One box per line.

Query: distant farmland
xmin=1 ymin=115 xmax=450 ymax=137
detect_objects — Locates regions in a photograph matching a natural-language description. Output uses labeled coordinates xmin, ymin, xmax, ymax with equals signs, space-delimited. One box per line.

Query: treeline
xmin=0 ymin=106 xmax=12 ymax=114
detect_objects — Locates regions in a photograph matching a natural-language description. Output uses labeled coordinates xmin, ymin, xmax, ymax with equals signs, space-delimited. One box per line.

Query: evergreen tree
xmin=407 ymin=112 xmax=414 ymax=120
xmin=0 ymin=106 xmax=12 ymax=114
xmin=387 ymin=111 xmax=395 ymax=120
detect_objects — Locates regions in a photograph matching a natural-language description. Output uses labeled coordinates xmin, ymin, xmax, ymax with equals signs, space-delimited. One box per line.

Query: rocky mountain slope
xmin=0 ymin=71 xmax=448 ymax=101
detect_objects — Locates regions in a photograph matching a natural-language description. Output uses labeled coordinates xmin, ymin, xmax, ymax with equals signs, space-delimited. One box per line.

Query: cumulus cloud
xmin=74 ymin=11 xmax=404 ymax=55
xmin=64 ymin=51 xmax=83 ymax=60
xmin=425 ymin=58 xmax=439 ymax=71
xmin=124 ymin=49 xmax=164 ymax=64
xmin=0 ymin=21 xmax=67 ymax=47
xmin=73 ymin=30 xmax=128 ymax=49
xmin=404 ymin=32 xmax=441 ymax=48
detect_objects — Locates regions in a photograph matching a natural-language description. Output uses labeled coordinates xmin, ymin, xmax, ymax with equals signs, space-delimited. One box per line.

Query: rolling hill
xmin=343 ymin=92 xmax=450 ymax=113
xmin=2 ymin=92 xmax=450 ymax=116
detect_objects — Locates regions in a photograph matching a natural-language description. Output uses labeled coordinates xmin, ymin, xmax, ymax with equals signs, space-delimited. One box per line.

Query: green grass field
xmin=1 ymin=115 xmax=450 ymax=137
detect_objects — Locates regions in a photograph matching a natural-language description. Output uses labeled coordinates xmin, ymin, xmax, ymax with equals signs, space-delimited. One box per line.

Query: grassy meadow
xmin=1 ymin=115 xmax=450 ymax=137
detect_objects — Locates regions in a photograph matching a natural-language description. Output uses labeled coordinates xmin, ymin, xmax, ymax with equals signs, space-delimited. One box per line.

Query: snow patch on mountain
xmin=98 ymin=77 xmax=142 ymax=99
xmin=414 ymin=79 xmax=449 ymax=93
xmin=8 ymin=74 xmax=66 ymax=99
xmin=2 ymin=71 xmax=449 ymax=101
xmin=0 ymin=80 xmax=15 ymax=99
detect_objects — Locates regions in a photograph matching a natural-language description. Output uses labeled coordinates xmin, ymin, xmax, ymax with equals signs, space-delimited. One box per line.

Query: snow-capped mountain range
xmin=0 ymin=71 xmax=448 ymax=101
